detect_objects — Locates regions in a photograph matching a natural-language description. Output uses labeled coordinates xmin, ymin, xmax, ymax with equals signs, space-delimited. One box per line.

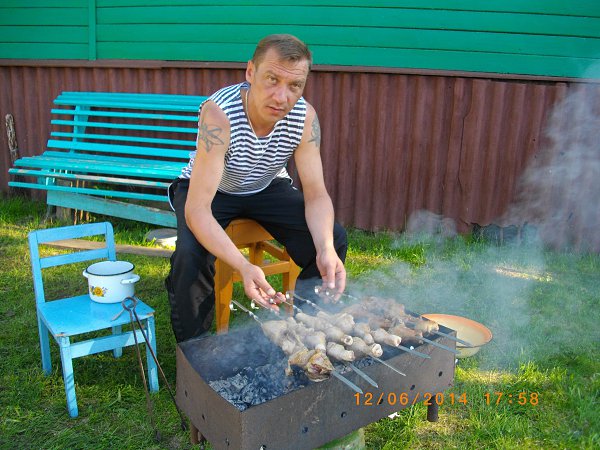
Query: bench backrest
xmin=50 ymin=91 xmax=206 ymax=176
xmin=8 ymin=91 xmax=209 ymax=227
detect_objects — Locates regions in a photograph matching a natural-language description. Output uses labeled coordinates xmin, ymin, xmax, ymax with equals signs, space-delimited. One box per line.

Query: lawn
xmin=0 ymin=195 xmax=598 ymax=449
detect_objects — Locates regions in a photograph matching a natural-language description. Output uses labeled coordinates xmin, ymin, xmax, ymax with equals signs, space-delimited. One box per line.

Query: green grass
xmin=0 ymin=194 xmax=598 ymax=449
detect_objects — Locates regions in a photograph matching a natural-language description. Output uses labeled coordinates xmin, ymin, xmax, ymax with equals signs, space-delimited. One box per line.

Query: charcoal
xmin=230 ymin=400 xmax=247 ymax=410
xmin=240 ymin=384 xmax=258 ymax=405
xmin=208 ymin=357 xmax=315 ymax=411
xmin=228 ymin=373 xmax=250 ymax=392
xmin=209 ymin=379 xmax=231 ymax=392
xmin=353 ymin=357 xmax=376 ymax=370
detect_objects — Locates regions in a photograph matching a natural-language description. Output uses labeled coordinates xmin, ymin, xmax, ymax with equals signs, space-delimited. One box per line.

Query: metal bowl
xmin=422 ymin=314 xmax=492 ymax=358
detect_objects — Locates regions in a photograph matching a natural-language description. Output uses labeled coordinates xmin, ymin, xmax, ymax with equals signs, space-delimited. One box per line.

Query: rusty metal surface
xmin=1 ymin=63 xmax=598 ymax=250
xmin=176 ymin=324 xmax=455 ymax=450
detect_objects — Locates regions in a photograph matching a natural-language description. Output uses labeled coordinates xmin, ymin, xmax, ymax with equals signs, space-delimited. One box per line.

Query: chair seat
xmin=38 ymin=294 xmax=154 ymax=337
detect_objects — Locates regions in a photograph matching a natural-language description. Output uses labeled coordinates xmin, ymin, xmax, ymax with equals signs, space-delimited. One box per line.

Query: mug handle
xmin=82 ymin=269 xmax=89 ymax=279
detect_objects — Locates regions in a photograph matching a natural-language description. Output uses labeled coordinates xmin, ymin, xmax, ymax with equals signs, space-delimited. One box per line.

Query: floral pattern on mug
xmin=90 ymin=286 xmax=108 ymax=297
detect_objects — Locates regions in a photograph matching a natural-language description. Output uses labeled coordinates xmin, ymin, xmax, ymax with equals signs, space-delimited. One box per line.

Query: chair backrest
xmin=28 ymin=222 xmax=116 ymax=305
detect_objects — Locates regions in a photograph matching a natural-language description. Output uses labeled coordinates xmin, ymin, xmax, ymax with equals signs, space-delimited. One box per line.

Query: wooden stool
xmin=214 ymin=219 xmax=300 ymax=333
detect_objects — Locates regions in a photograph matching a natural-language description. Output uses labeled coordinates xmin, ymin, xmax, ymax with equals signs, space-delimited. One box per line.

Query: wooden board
xmin=47 ymin=238 xmax=173 ymax=258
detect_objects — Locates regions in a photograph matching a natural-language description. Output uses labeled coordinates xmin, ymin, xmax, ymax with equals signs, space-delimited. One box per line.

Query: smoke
xmin=343 ymin=233 xmax=540 ymax=370
xmin=345 ymin=73 xmax=600 ymax=369
xmin=503 ymin=75 xmax=600 ymax=252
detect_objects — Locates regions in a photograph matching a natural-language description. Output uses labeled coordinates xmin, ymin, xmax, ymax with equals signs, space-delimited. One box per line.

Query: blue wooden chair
xmin=28 ymin=222 xmax=159 ymax=417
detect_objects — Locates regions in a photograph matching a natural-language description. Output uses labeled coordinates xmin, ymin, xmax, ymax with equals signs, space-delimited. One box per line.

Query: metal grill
xmin=176 ymin=324 xmax=456 ymax=450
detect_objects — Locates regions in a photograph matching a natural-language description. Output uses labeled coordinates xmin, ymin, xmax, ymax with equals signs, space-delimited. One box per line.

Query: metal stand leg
xmin=427 ymin=402 xmax=439 ymax=422
xmin=189 ymin=422 xmax=199 ymax=444
xmin=189 ymin=421 xmax=207 ymax=447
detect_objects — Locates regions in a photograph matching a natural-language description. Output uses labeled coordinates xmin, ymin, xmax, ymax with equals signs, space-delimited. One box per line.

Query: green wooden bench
xmin=8 ymin=91 xmax=208 ymax=227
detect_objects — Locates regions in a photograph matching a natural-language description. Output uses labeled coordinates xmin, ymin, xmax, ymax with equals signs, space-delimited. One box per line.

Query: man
xmin=166 ymin=34 xmax=347 ymax=343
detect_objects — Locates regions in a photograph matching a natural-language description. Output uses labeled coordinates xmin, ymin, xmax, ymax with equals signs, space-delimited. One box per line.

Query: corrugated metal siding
xmin=1 ymin=64 xmax=599 ymax=251
xmin=303 ymin=72 xmax=570 ymax=234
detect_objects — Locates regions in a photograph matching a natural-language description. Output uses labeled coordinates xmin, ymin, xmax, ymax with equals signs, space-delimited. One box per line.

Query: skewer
xmin=347 ymin=363 xmax=379 ymax=388
xmin=331 ymin=370 xmax=363 ymax=394
xmin=283 ymin=293 xmax=414 ymax=372
xmin=287 ymin=291 xmax=325 ymax=311
xmin=370 ymin=356 xmax=406 ymax=376
xmin=282 ymin=298 xmax=303 ymax=313
xmin=401 ymin=320 xmax=473 ymax=347
xmin=400 ymin=314 xmax=474 ymax=347
xmin=396 ymin=344 xmax=431 ymax=359
xmin=289 ymin=294 xmax=431 ymax=359
xmin=419 ymin=336 xmax=459 ymax=355
xmin=429 ymin=329 xmax=473 ymax=347
xmin=314 ymin=287 xmax=472 ymax=350
xmin=315 ymin=286 xmax=358 ymax=302
xmin=233 ymin=300 xmax=364 ymax=393
xmin=240 ymin=296 xmax=408 ymax=380
xmin=230 ymin=300 xmax=261 ymax=323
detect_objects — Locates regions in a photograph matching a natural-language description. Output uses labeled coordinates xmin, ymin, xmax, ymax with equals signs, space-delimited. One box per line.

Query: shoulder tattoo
xmin=308 ymin=115 xmax=321 ymax=148
xmin=198 ymin=118 xmax=224 ymax=153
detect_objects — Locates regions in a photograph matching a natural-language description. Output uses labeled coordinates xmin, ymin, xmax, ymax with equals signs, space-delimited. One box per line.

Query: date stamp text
xmin=354 ymin=391 xmax=539 ymax=406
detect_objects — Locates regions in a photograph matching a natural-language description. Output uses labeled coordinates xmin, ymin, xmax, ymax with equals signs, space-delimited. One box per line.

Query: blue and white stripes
xmin=180 ymin=82 xmax=307 ymax=195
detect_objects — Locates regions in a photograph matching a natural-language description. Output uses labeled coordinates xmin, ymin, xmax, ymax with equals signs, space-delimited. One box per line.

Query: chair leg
xmin=283 ymin=258 xmax=301 ymax=293
xmin=248 ymin=243 xmax=261 ymax=265
xmin=214 ymin=259 xmax=234 ymax=333
xmin=58 ymin=336 xmax=78 ymax=418
xmin=37 ymin=317 xmax=52 ymax=375
xmin=111 ymin=325 xmax=123 ymax=358
xmin=144 ymin=317 xmax=159 ymax=392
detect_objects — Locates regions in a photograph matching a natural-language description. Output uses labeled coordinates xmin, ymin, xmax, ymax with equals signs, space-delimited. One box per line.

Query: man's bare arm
xmin=295 ymin=104 xmax=346 ymax=292
xmin=308 ymin=114 xmax=321 ymax=148
xmin=197 ymin=117 xmax=225 ymax=153
xmin=185 ymin=101 xmax=282 ymax=309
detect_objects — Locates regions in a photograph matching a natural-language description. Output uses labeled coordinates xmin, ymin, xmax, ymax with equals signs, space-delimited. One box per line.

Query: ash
xmin=181 ymin=325 xmax=317 ymax=411
xmin=208 ymin=354 xmax=377 ymax=411
xmin=209 ymin=358 xmax=313 ymax=411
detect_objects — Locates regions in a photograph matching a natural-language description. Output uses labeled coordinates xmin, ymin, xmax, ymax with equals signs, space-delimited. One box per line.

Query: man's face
xmin=246 ymin=48 xmax=310 ymax=125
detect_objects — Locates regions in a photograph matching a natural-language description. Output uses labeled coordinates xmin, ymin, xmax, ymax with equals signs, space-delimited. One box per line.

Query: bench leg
xmin=43 ymin=204 xmax=56 ymax=223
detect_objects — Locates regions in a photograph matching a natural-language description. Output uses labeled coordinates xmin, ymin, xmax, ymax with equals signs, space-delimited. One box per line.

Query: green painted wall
xmin=1 ymin=0 xmax=599 ymax=78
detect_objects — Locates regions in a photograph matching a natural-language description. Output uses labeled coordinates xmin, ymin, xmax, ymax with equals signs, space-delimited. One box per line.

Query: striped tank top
xmin=180 ymin=82 xmax=307 ymax=195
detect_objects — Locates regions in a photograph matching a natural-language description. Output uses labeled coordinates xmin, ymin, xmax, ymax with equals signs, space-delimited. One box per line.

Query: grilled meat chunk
xmin=287 ymin=349 xmax=333 ymax=382
xmin=326 ymin=342 xmax=355 ymax=362
xmin=347 ymin=336 xmax=383 ymax=358
xmin=371 ymin=328 xmax=402 ymax=347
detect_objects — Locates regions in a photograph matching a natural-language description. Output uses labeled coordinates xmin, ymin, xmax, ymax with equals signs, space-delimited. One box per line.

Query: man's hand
xmin=316 ymin=247 xmax=346 ymax=295
xmin=239 ymin=263 xmax=285 ymax=312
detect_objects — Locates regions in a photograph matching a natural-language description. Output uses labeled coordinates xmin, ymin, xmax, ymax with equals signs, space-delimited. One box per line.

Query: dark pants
xmin=165 ymin=178 xmax=348 ymax=343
